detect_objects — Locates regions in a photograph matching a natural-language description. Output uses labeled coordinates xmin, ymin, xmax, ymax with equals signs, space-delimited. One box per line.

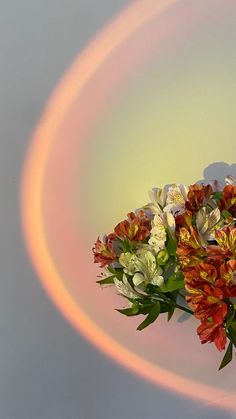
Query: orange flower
xmin=220 ymin=259 xmax=236 ymax=284
xmin=185 ymin=184 xmax=213 ymax=212
xmin=206 ymin=245 xmax=228 ymax=267
xmin=219 ymin=259 xmax=236 ymax=297
xmin=219 ymin=184 xmax=236 ymax=216
xmin=178 ymin=226 xmax=203 ymax=249
xmin=175 ymin=210 xmax=193 ymax=229
xmin=176 ymin=226 xmax=206 ymax=268
xmin=197 ymin=284 xmax=226 ymax=323
xmin=92 ymin=233 xmax=117 ymax=267
xmin=186 ymin=282 xmax=227 ymax=325
xmin=197 ymin=321 xmax=227 ymax=351
xmin=114 ymin=210 xmax=151 ymax=242
xmin=215 ymin=227 xmax=236 ymax=254
xmin=206 ymin=227 xmax=236 ymax=270
xmin=184 ymin=263 xmax=218 ymax=291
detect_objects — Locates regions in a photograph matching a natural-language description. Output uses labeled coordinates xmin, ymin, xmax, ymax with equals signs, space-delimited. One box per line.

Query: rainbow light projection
xmin=21 ymin=0 xmax=236 ymax=412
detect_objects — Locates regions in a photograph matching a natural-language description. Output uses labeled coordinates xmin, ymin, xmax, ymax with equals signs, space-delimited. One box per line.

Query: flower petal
xmin=114 ymin=274 xmax=139 ymax=299
xmin=133 ymin=272 xmax=144 ymax=286
xmin=150 ymin=275 xmax=164 ymax=286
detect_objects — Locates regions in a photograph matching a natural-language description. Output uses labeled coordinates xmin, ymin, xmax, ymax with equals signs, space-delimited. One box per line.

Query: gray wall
xmin=0 ymin=1 xmax=234 ymax=418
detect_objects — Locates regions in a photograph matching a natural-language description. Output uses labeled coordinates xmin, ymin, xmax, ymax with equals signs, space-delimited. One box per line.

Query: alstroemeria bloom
xmin=114 ymin=274 xmax=140 ymax=299
xmin=209 ymin=179 xmax=224 ymax=192
xmin=186 ymin=284 xmax=227 ymax=325
xmin=175 ymin=210 xmax=193 ymax=230
xmin=185 ymin=183 xmax=213 ymax=212
xmin=143 ymin=185 xmax=170 ymax=215
xmin=132 ymin=250 xmax=164 ymax=287
xmin=214 ymin=227 xmax=236 ymax=256
xmin=114 ymin=210 xmax=151 ymax=242
xmin=178 ymin=226 xmax=203 ymax=250
xmin=144 ymin=184 xmax=188 ymax=216
xmin=164 ymin=184 xmax=189 ymax=215
xmin=92 ymin=233 xmax=117 ymax=267
xmin=220 ymin=259 xmax=236 ymax=285
xmin=218 ymin=259 xmax=236 ymax=297
xmin=148 ymin=214 xmax=166 ymax=252
xmin=196 ymin=207 xmax=221 ymax=245
xmin=225 ymin=175 xmax=236 ymax=185
xmin=176 ymin=226 xmax=206 ymax=268
xmin=119 ymin=252 xmax=138 ymax=275
xmin=184 ymin=262 xmax=218 ymax=292
xmin=219 ymin=184 xmax=236 ymax=217
xmin=148 ymin=211 xmax=175 ymax=253
xmin=197 ymin=321 xmax=227 ymax=351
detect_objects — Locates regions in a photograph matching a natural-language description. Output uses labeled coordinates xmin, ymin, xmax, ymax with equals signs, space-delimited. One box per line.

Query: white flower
xmin=148 ymin=214 xmax=166 ymax=252
xmin=135 ymin=243 xmax=154 ymax=256
xmin=133 ymin=250 xmax=164 ymax=287
xmin=164 ymin=184 xmax=188 ymax=215
xmin=114 ymin=274 xmax=139 ymax=299
xmin=142 ymin=185 xmax=170 ymax=215
xmin=208 ymin=179 xmax=223 ymax=192
xmin=119 ymin=252 xmax=138 ymax=275
xmin=196 ymin=207 xmax=221 ymax=245
xmin=225 ymin=175 xmax=236 ymax=185
xmin=149 ymin=186 xmax=169 ymax=207
xmin=162 ymin=211 xmax=176 ymax=239
xmin=148 ymin=211 xmax=176 ymax=252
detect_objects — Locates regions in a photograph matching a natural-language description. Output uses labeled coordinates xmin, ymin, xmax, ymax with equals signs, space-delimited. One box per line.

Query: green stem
xmin=175 ymin=303 xmax=194 ymax=315
xmin=152 ymin=294 xmax=194 ymax=315
xmin=178 ymin=291 xmax=186 ymax=300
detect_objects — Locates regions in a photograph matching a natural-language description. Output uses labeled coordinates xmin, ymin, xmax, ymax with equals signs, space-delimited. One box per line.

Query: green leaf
xmin=228 ymin=325 xmax=236 ymax=347
xmin=96 ymin=275 xmax=115 ymax=285
xmin=116 ymin=237 xmax=133 ymax=252
xmin=167 ymin=290 xmax=178 ymax=321
xmin=137 ymin=301 xmax=170 ymax=315
xmin=218 ymin=341 xmax=233 ymax=371
xmin=160 ymin=271 xmax=184 ymax=293
xmin=211 ymin=191 xmax=222 ymax=201
xmin=116 ymin=306 xmax=139 ymax=316
xmin=166 ymin=228 xmax=177 ymax=256
xmin=137 ymin=301 xmax=160 ymax=331
xmin=160 ymin=304 xmax=172 ymax=314
xmin=106 ymin=266 xmax=123 ymax=279
xmin=138 ymin=303 xmax=156 ymax=315
xmin=226 ymin=305 xmax=235 ymax=329
xmin=167 ymin=304 xmax=175 ymax=321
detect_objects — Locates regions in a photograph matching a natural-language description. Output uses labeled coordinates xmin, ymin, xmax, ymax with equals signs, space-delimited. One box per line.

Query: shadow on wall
xmin=198 ymin=162 xmax=236 ymax=184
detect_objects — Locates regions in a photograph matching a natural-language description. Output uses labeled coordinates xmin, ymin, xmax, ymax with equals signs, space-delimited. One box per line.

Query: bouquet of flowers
xmin=92 ymin=176 xmax=236 ymax=370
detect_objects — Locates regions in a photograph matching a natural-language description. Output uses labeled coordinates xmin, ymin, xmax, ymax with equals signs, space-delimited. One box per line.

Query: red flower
xmin=175 ymin=210 xmax=193 ymax=230
xmin=206 ymin=227 xmax=236 ymax=271
xmin=220 ymin=259 xmax=236 ymax=284
xmin=185 ymin=184 xmax=213 ymax=212
xmin=176 ymin=226 xmax=206 ymax=268
xmin=197 ymin=321 xmax=227 ymax=351
xmin=184 ymin=263 xmax=218 ymax=290
xmin=215 ymin=227 xmax=236 ymax=254
xmin=206 ymin=245 xmax=228 ymax=268
xmin=92 ymin=233 xmax=117 ymax=267
xmin=198 ymin=284 xmax=226 ymax=323
xmin=219 ymin=259 xmax=236 ymax=297
xmin=219 ymin=184 xmax=236 ymax=216
xmin=186 ymin=283 xmax=227 ymax=325
xmin=114 ymin=210 xmax=151 ymax=242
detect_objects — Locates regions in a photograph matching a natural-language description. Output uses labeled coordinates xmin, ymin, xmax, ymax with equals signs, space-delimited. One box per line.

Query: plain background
xmin=0 ymin=1 xmax=235 ymax=418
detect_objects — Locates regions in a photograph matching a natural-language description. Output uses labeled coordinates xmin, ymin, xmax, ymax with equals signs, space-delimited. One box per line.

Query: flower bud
xmin=156 ymin=249 xmax=169 ymax=265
